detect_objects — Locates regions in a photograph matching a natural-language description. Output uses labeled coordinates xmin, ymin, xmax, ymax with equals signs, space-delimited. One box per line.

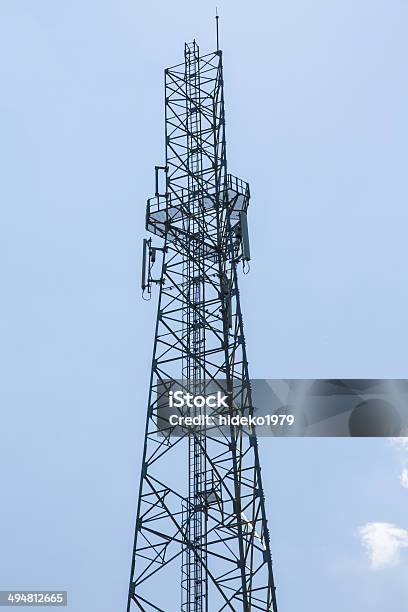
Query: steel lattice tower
xmin=127 ymin=39 xmax=279 ymax=612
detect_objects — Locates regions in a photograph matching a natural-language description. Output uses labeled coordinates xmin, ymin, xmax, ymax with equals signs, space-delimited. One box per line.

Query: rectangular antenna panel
xmin=239 ymin=211 xmax=251 ymax=261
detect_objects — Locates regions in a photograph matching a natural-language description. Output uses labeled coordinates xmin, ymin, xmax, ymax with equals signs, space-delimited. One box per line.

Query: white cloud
xmin=400 ymin=468 xmax=408 ymax=489
xmin=359 ymin=522 xmax=408 ymax=570
xmin=390 ymin=437 xmax=408 ymax=488
xmin=390 ymin=436 xmax=408 ymax=450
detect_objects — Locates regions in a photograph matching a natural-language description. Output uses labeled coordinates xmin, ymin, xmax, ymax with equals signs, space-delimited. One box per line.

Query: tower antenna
xmin=127 ymin=38 xmax=279 ymax=612
xmin=216 ymin=7 xmax=220 ymax=51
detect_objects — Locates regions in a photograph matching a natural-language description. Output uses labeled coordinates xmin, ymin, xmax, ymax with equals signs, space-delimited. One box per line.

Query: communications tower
xmin=127 ymin=37 xmax=279 ymax=612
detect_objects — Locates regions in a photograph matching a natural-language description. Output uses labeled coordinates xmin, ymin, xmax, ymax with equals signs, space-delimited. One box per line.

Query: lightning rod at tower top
xmin=216 ymin=8 xmax=220 ymax=51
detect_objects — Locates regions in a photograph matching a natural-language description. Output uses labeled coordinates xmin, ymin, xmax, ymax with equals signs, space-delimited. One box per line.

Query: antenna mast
xmin=216 ymin=8 xmax=220 ymax=51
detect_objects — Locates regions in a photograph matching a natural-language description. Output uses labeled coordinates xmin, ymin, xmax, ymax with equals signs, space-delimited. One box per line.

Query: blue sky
xmin=0 ymin=1 xmax=407 ymax=610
